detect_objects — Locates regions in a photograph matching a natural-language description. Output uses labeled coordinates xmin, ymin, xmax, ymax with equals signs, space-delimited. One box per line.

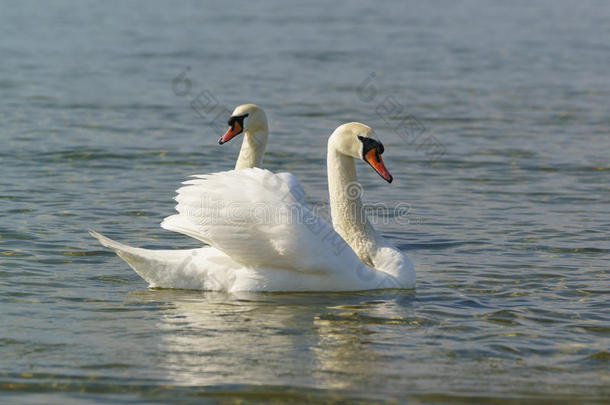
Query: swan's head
xmin=330 ymin=122 xmax=393 ymax=183
xmin=218 ymin=104 xmax=268 ymax=144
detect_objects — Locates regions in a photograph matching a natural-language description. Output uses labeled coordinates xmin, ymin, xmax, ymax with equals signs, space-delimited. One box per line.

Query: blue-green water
xmin=1 ymin=1 xmax=608 ymax=403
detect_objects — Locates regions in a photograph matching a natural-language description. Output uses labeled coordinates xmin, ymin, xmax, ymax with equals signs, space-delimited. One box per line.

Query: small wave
xmin=585 ymin=351 xmax=610 ymax=362
xmin=512 ymin=245 xmax=609 ymax=254
xmin=400 ymin=240 xmax=487 ymax=250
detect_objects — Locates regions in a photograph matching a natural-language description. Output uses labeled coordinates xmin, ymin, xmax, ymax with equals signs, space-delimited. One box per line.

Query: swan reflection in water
xmin=129 ymin=289 xmax=432 ymax=390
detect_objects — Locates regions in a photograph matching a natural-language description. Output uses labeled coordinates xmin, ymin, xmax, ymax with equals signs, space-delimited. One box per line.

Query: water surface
xmin=1 ymin=1 xmax=608 ymax=403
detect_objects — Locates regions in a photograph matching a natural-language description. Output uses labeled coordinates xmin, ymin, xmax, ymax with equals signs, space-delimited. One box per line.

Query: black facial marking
xmin=227 ymin=113 xmax=249 ymax=128
xmin=358 ymin=135 xmax=384 ymax=160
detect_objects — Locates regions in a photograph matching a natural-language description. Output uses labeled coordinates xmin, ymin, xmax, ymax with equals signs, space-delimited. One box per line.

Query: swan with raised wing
xmin=92 ymin=122 xmax=415 ymax=291
xmin=90 ymin=104 xmax=269 ymax=283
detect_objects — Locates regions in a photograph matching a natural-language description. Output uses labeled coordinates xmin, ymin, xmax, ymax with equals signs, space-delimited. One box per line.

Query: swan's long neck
xmin=235 ymin=130 xmax=268 ymax=169
xmin=327 ymin=147 xmax=379 ymax=266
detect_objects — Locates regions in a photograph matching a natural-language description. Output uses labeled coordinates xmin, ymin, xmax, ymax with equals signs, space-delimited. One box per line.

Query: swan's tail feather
xmin=89 ymin=230 xmax=150 ymax=271
xmin=89 ymin=230 xmax=202 ymax=288
xmin=90 ymin=230 xmax=136 ymax=255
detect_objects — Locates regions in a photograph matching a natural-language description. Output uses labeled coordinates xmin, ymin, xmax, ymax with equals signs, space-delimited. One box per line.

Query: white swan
xmin=92 ymin=122 xmax=415 ymax=291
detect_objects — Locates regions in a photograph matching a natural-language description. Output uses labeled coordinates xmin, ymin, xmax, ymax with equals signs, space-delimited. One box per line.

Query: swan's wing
xmin=276 ymin=172 xmax=306 ymax=205
xmin=161 ymin=168 xmax=359 ymax=273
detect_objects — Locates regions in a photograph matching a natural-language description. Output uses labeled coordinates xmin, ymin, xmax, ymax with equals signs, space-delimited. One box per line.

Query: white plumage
xmin=92 ymin=121 xmax=415 ymax=291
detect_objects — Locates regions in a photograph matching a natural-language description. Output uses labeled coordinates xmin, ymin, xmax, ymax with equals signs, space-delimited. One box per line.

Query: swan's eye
xmin=227 ymin=113 xmax=249 ymax=127
xmin=358 ymin=136 xmax=383 ymax=159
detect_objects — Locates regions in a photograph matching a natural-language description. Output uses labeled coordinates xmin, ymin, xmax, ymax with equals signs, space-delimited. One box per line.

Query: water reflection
xmin=129 ymin=289 xmax=427 ymax=390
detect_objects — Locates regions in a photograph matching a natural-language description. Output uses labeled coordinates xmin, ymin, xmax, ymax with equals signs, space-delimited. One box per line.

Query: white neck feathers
xmin=235 ymin=130 xmax=268 ymax=170
xmin=327 ymin=145 xmax=379 ymax=266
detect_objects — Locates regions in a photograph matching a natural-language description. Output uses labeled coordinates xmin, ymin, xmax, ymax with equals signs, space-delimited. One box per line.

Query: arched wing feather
xmin=161 ymin=168 xmax=359 ymax=274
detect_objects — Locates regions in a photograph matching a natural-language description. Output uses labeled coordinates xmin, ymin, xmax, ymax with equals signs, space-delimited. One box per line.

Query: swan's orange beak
xmin=364 ymin=148 xmax=393 ymax=183
xmin=218 ymin=121 xmax=243 ymax=144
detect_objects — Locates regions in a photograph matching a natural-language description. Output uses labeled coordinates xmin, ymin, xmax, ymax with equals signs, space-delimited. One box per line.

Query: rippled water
xmin=1 ymin=1 xmax=609 ymax=403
